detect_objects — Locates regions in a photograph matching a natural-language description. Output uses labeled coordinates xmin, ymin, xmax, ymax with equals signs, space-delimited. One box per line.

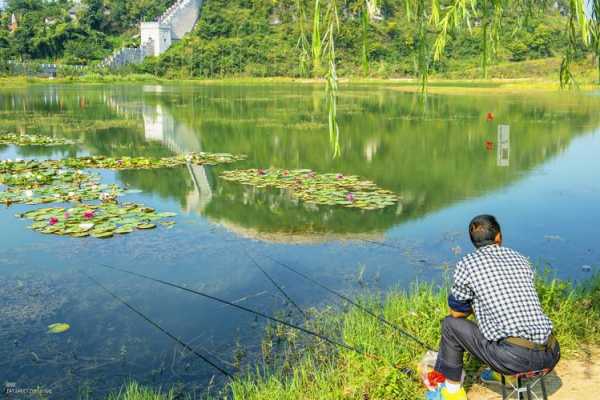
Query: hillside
xmin=140 ymin=0 xmax=579 ymax=79
xmin=0 ymin=0 xmax=170 ymax=64
xmin=0 ymin=0 xmax=593 ymax=79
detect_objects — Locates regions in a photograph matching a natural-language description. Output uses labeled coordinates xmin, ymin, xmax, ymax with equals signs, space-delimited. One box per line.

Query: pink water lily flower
xmin=336 ymin=174 xmax=344 ymax=180
xmin=49 ymin=217 xmax=59 ymax=225
xmin=63 ymin=212 xmax=70 ymax=219
xmin=346 ymin=192 xmax=355 ymax=202
xmin=83 ymin=210 xmax=95 ymax=219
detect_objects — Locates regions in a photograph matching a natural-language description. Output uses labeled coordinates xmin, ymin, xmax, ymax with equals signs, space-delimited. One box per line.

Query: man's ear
xmin=494 ymin=232 xmax=502 ymax=245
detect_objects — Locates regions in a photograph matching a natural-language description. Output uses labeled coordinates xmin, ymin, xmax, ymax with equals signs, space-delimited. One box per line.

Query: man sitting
xmin=427 ymin=215 xmax=560 ymax=400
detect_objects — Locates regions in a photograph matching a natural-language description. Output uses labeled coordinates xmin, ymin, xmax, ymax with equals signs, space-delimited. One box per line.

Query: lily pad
xmin=136 ymin=223 xmax=156 ymax=230
xmin=0 ymin=169 xmax=125 ymax=207
xmin=0 ymin=152 xmax=246 ymax=173
xmin=0 ymin=133 xmax=79 ymax=146
xmin=18 ymin=203 xmax=176 ymax=239
xmin=47 ymin=323 xmax=70 ymax=334
xmin=220 ymin=168 xmax=399 ymax=211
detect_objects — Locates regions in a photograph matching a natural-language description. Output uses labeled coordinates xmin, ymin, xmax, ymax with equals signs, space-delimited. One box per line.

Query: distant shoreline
xmin=1 ymin=75 xmax=598 ymax=94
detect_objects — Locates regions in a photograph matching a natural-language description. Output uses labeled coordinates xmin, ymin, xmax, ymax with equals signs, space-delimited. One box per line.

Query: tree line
xmin=0 ymin=0 xmax=598 ymax=84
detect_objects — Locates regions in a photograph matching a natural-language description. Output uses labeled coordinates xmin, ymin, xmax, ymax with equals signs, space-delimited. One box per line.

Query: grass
xmin=1 ymin=57 xmax=598 ymax=90
xmin=106 ymin=274 xmax=600 ymax=400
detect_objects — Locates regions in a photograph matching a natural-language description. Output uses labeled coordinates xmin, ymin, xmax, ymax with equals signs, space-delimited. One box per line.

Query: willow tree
xmin=432 ymin=0 xmax=589 ymax=85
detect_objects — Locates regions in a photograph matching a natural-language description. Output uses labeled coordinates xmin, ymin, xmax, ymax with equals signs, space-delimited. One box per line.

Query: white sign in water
xmin=497 ymin=125 xmax=510 ymax=167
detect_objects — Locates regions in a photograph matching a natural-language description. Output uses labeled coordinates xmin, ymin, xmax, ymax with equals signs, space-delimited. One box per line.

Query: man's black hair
xmin=469 ymin=215 xmax=501 ymax=248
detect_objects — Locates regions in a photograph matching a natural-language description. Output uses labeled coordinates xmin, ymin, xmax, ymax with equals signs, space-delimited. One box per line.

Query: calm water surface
xmin=1 ymin=83 xmax=599 ymax=398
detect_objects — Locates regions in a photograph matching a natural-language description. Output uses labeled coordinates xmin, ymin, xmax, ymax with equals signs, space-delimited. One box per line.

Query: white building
xmin=140 ymin=0 xmax=203 ymax=57
xmin=140 ymin=22 xmax=172 ymax=57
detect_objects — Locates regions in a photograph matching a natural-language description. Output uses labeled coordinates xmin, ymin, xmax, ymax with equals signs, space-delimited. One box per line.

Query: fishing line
xmin=81 ymin=270 xmax=234 ymax=378
xmin=244 ymin=248 xmax=307 ymax=320
xmin=96 ymin=263 xmax=396 ymax=367
xmin=360 ymin=238 xmax=407 ymax=251
xmin=255 ymin=251 xmax=437 ymax=352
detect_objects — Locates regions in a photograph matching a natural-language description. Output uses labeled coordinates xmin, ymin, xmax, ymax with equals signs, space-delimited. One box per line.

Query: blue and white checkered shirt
xmin=449 ymin=245 xmax=553 ymax=344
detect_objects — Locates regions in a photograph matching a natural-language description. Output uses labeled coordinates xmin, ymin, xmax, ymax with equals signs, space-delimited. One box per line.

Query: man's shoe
xmin=480 ymin=368 xmax=515 ymax=386
xmin=425 ymin=383 xmax=468 ymax=400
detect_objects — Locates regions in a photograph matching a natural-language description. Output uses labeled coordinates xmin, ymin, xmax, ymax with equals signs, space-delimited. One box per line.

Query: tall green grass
xmin=109 ymin=274 xmax=600 ymax=400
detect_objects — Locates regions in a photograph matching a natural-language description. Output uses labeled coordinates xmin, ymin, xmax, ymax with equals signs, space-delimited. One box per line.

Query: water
xmin=1 ymin=83 xmax=599 ymax=398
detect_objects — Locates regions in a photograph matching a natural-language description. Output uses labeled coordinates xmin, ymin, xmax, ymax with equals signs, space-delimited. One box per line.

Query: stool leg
xmin=540 ymin=376 xmax=548 ymax=400
xmin=502 ymin=375 xmax=507 ymax=400
xmin=517 ymin=377 xmax=523 ymax=400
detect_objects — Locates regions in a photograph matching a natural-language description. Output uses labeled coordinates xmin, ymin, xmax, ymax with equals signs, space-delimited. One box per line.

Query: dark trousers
xmin=434 ymin=316 xmax=561 ymax=382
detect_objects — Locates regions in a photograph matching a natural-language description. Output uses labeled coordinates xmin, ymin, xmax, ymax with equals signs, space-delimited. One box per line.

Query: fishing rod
xmin=255 ymin=251 xmax=437 ymax=352
xmin=244 ymin=248 xmax=307 ymax=320
xmin=81 ymin=270 xmax=234 ymax=378
xmin=96 ymin=263 xmax=398 ymax=368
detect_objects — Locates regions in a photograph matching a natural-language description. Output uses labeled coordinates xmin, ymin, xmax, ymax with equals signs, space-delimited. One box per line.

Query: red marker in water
xmin=486 ymin=112 xmax=494 ymax=121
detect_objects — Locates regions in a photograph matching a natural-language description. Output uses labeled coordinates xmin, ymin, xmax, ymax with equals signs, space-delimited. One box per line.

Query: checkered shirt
xmin=451 ymin=245 xmax=553 ymax=344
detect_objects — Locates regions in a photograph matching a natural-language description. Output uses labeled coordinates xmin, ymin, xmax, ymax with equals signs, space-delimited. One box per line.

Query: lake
xmin=1 ymin=83 xmax=599 ymax=398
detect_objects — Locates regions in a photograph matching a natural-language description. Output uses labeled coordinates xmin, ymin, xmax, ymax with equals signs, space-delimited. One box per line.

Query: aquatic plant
xmin=0 ymin=181 xmax=123 ymax=206
xmin=0 ymin=169 xmax=127 ymax=206
xmin=0 ymin=132 xmax=79 ymax=146
xmin=17 ymin=203 xmax=177 ymax=238
xmin=0 ymin=169 xmax=95 ymax=188
xmin=0 ymin=152 xmax=246 ymax=173
xmin=220 ymin=168 xmax=399 ymax=210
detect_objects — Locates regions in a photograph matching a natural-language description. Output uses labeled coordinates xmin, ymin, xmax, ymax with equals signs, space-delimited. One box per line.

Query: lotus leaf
xmin=220 ymin=168 xmax=399 ymax=210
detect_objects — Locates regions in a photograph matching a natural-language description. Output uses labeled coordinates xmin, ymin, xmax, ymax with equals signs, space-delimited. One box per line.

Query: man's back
xmin=452 ymin=245 xmax=553 ymax=344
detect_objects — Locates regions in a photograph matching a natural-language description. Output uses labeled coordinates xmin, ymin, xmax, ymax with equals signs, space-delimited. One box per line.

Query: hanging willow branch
xmin=406 ymin=0 xmax=432 ymax=93
xmin=591 ymin=0 xmax=600 ymax=84
xmin=560 ymin=0 xmax=588 ymax=88
xmin=361 ymin=3 xmax=370 ymax=76
xmin=323 ymin=0 xmax=341 ymax=158
xmin=312 ymin=0 xmax=323 ymax=76
xmin=296 ymin=0 xmax=311 ymax=77
xmin=432 ymin=0 xmax=473 ymax=63
xmin=360 ymin=0 xmax=381 ymax=76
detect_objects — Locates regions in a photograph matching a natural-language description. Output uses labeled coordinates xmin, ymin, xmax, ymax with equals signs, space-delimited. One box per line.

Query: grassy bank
xmin=0 ymin=57 xmax=598 ymax=93
xmin=0 ymin=76 xmax=598 ymax=95
xmin=107 ymin=274 xmax=600 ymax=400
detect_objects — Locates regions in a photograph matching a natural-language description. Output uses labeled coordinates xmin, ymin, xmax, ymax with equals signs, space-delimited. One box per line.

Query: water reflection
xmin=2 ymin=85 xmax=600 ymax=242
